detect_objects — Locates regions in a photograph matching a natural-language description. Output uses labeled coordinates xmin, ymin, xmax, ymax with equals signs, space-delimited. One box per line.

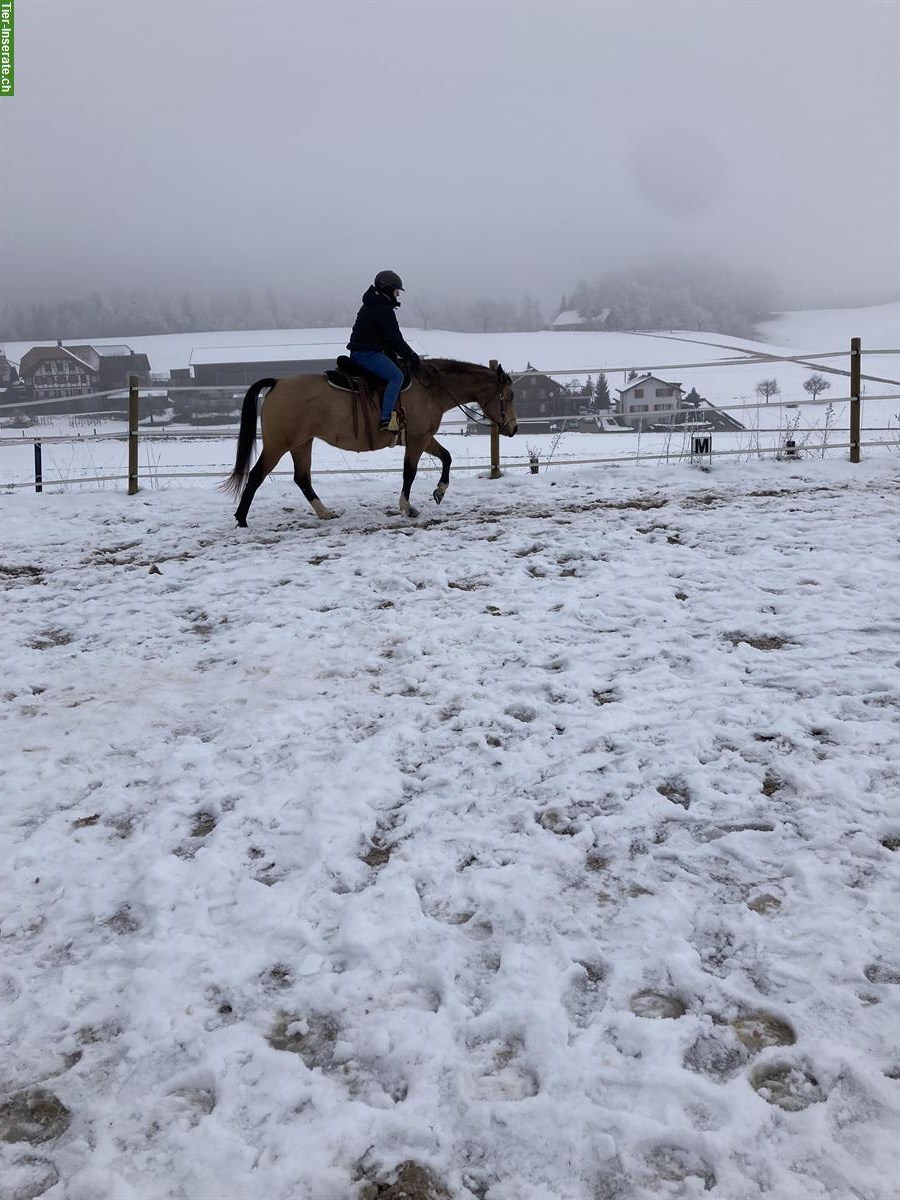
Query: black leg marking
xmin=235 ymin=458 xmax=272 ymax=527
xmin=294 ymin=468 xmax=318 ymax=505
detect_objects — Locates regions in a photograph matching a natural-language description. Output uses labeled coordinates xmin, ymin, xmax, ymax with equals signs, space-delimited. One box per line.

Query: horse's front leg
xmin=424 ymin=436 xmax=452 ymax=504
xmin=400 ymin=449 xmax=423 ymax=518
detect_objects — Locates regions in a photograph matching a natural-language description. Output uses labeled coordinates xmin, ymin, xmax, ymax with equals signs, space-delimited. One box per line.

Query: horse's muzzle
xmin=500 ymin=420 xmax=517 ymax=437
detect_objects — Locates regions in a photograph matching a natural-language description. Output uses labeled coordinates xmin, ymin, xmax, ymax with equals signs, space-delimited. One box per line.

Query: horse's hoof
xmin=235 ymin=516 xmax=248 ymax=528
xmin=432 ymin=488 xmax=444 ymax=505
xmin=405 ymin=506 xmax=419 ymax=519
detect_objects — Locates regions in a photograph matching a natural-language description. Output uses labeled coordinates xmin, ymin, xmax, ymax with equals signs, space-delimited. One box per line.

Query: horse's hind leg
xmin=292 ymin=440 xmax=336 ymax=520
xmin=235 ymin=447 xmax=282 ymax=527
xmin=424 ymin=436 xmax=452 ymax=504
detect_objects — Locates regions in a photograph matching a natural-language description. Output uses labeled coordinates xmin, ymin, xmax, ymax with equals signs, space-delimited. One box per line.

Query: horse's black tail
xmin=220 ymin=378 xmax=277 ymax=498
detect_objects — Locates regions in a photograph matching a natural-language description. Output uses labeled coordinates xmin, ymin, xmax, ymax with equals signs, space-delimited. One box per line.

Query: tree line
xmin=563 ymin=261 xmax=775 ymax=338
xmin=0 ymin=289 xmax=548 ymax=341
xmin=0 ymin=263 xmax=776 ymax=342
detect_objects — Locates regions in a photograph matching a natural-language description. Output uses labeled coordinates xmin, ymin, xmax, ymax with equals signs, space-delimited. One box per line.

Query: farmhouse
xmin=550 ymin=308 xmax=611 ymax=332
xmin=19 ymin=342 xmax=101 ymax=404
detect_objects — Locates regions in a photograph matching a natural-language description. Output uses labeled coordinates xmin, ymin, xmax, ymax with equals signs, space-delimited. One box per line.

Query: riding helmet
xmin=374 ymin=270 xmax=404 ymax=292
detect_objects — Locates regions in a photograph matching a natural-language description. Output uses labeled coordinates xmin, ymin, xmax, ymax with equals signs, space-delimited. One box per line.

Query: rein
xmin=418 ymin=364 xmax=508 ymax=430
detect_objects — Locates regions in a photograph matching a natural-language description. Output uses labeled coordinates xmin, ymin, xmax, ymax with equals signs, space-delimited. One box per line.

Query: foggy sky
xmin=2 ymin=0 xmax=899 ymax=319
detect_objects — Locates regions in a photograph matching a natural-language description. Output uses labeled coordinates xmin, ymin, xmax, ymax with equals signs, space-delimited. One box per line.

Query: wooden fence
xmin=2 ymin=339 xmax=899 ymax=493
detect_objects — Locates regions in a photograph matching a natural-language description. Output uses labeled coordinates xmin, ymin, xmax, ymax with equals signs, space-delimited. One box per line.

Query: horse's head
xmin=479 ymin=363 xmax=518 ymax=437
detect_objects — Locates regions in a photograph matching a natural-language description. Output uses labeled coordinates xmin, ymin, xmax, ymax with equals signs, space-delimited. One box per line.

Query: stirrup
xmin=380 ymin=413 xmax=401 ymax=433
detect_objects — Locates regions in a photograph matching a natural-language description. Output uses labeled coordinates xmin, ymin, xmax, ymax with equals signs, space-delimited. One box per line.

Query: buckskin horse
xmin=223 ymin=359 xmax=518 ymax=526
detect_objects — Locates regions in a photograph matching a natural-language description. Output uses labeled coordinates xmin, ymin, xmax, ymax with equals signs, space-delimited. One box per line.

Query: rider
xmin=347 ymin=270 xmax=421 ymax=432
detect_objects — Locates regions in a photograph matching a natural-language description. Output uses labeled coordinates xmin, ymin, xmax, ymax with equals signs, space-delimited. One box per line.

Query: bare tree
xmin=755 ymin=378 xmax=780 ymax=404
xmin=803 ymin=373 xmax=832 ymax=402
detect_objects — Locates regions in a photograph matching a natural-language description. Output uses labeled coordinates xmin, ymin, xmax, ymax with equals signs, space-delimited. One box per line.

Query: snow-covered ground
xmin=2 ymin=451 xmax=899 ymax=1200
xmin=2 ymin=303 xmax=898 ymax=492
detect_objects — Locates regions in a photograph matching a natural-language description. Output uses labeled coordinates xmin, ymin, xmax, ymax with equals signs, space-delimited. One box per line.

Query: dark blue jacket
xmin=347 ymin=287 xmax=418 ymax=361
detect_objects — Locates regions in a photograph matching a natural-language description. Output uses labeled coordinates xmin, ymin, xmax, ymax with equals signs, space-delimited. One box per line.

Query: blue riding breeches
xmin=349 ymin=351 xmax=403 ymax=421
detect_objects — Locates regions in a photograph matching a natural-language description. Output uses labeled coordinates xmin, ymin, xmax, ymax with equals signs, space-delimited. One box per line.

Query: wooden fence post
xmin=128 ymin=374 xmax=139 ymax=494
xmin=849 ymin=337 xmax=861 ymax=464
xmin=489 ymin=358 xmax=501 ymax=479
xmin=34 ymin=440 xmax=42 ymax=493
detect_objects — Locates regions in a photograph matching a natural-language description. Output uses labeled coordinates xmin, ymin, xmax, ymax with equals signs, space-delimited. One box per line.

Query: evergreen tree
xmin=595 ymin=372 xmax=612 ymax=410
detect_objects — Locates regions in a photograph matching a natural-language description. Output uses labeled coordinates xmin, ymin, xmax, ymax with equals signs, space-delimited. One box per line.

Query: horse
xmin=222 ymin=358 xmax=518 ymax=526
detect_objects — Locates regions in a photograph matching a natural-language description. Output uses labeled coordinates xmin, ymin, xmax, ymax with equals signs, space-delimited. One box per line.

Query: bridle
xmin=419 ymin=364 xmax=514 ymax=434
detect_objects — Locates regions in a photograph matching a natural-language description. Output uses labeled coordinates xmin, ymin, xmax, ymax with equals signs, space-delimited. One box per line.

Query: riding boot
xmin=379 ymin=411 xmax=400 ymax=433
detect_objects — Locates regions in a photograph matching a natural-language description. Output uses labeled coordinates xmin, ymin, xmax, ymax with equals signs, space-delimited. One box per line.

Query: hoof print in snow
xmin=504 ymin=704 xmax=537 ymax=723
xmin=359 ymin=1160 xmax=451 ymax=1200
xmin=629 ymin=990 xmax=687 ymax=1019
xmin=1 ymin=1155 xmax=60 ymax=1199
xmin=361 ymin=836 xmax=394 ymax=869
xmin=724 ymin=632 xmax=793 ymax=651
xmin=732 ymin=1011 xmax=796 ymax=1051
xmin=26 ymin=629 xmax=74 ymax=650
xmin=104 ymin=904 xmax=140 ymax=935
xmin=0 ymin=1088 xmax=72 ymax=1145
xmin=261 ymin=963 xmax=294 ymax=991
xmin=657 ymin=779 xmax=691 ymax=809
xmin=694 ymin=821 xmax=775 ymax=843
xmin=165 ymin=1084 xmax=216 ymax=1127
xmin=864 ymin=962 xmax=900 ymax=985
xmin=71 ymin=813 xmax=101 ymax=829
xmin=761 ymin=771 xmax=784 ymax=796
xmin=880 ymin=834 xmax=900 ymax=851
xmin=747 ymin=892 xmax=782 ymax=915
xmin=683 ymin=1032 xmax=749 ymax=1081
xmin=536 ymin=807 xmax=579 ymax=836
xmin=190 ymin=810 xmax=217 ymax=838
xmin=174 ymin=810 xmax=217 ymax=858
xmin=467 ymin=1037 xmax=539 ymax=1101
xmin=591 ymin=689 xmax=617 ymax=706
xmin=0 ymin=564 xmax=44 ymax=585
xmin=643 ymin=1144 xmax=717 ymax=1192
xmin=750 ymin=1060 xmax=826 ymax=1111
xmin=268 ymin=1013 xmax=338 ymax=1070
xmin=252 ymin=860 xmax=282 ymax=886
xmin=563 ymin=961 xmax=607 ymax=1028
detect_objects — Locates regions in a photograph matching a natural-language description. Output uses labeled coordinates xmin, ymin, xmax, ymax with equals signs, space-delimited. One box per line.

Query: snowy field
xmin=2 ymin=451 xmax=899 ymax=1200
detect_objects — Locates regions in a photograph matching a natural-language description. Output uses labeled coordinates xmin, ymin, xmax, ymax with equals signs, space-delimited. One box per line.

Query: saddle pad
xmin=325 ymin=355 xmax=411 ymax=394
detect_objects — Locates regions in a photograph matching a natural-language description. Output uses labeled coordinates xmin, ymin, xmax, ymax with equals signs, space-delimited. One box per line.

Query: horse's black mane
xmin=425 ymin=358 xmax=491 ymax=376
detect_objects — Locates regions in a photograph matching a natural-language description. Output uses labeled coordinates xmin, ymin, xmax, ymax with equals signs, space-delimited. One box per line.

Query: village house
xmin=468 ymin=364 xmax=583 ymax=433
xmin=616 ymin=373 xmax=683 ymax=427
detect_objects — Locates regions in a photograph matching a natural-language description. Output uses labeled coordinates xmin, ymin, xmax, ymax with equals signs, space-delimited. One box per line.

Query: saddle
xmin=325 ymin=355 xmax=413 ymax=396
xmin=324 ymin=356 xmax=410 ymax=448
